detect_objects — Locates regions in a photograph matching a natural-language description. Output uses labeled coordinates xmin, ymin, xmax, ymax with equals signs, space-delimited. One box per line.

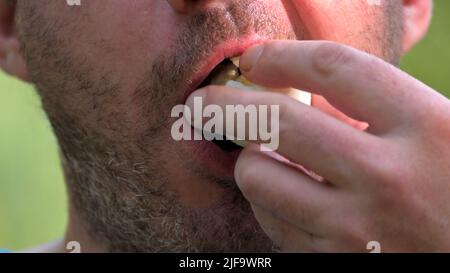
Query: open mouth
xmin=190 ymin=54 xmax=311 ymax=153
xmin=197 ymin=58 xmax=243 ymax=152
xmin=198 ymin=58 xmax=241 ymax=89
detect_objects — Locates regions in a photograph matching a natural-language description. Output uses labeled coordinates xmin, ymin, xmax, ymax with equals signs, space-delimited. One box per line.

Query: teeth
xmin=224 ymin=57 xmax=311 ymax=105
xmin=226 ymin=79 xmax=312 ymax=105
xmin=210 ymin=61 xmax=240 ymax=85
xmin=209 ymin=56 xmax=312 ymax=149
xmin=230 ymin=57 xmax=240 ymax=67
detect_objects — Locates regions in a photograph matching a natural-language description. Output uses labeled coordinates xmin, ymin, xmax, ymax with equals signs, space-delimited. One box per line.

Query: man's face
xmin=15 ymin=0 xmax=402 ymax=252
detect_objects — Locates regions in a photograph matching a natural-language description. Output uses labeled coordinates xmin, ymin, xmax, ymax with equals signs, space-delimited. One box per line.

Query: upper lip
xmin=182 ymin=35 xmax=267 ymax=101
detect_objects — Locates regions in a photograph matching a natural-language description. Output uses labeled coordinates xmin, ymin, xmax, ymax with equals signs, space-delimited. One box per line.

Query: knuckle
xmin=415 ymin=98 xmax=450 ymax=132
xmin=355 ymin=140 xmax=413 ymax=201
xmin=338 ymin=220 xmax=370 ymax=250
xmin=369 ymin=158 xmax=411 ymax=202
xmin=312 ymin=42 xmax=352 ymax=76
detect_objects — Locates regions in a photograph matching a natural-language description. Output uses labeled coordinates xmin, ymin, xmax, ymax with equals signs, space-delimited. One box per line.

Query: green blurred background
xmin=1 ymin=1 xmax=449 ymax=251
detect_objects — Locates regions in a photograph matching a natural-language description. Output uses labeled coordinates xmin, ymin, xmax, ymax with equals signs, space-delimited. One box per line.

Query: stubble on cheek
xmin=14 ymin=0 xmax=404 ymax=252
xmin=14 ymin=0 xmax=293 ymax=252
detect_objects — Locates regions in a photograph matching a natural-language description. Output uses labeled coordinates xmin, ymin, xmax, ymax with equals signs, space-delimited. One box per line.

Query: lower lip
xmin=181 ymin=128 xmax=242 ymax=179
xmin=179 ymin=35 xmax=265 ymax=178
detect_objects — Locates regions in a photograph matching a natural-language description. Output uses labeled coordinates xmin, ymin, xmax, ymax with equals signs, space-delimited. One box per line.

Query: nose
xmin=167 ymin=0 xmax=223 ymax=13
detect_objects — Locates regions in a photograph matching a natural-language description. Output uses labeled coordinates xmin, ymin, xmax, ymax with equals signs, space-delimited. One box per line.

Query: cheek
xmin=66 ymin=0 xmax=182 ymax=87
xmin=292 ymin=0 xmax=383 ymax=44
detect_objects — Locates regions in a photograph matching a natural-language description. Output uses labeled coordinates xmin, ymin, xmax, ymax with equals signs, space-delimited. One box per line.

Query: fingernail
xmin=240 ymin=44 xmax=264 ymax=73
xmin=186 ymin=89 xmax=206 ymax=108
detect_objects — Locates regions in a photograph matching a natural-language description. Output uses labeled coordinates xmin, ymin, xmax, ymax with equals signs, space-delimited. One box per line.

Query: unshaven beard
xmin=20 ymin=0 xmax=296 ymax=252
xmin=16 ymin=0 xmax=402 ymax=252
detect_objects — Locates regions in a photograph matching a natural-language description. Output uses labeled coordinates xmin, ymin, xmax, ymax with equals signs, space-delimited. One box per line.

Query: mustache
xmin=133 ymin=0 xmax=297 ymax=132
xmin=174 ymin=0 xmax=298 ymax=89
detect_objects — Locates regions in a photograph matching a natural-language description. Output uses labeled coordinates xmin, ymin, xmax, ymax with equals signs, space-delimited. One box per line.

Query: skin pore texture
xmin=12 ymin=0 xmax=403 ymax=252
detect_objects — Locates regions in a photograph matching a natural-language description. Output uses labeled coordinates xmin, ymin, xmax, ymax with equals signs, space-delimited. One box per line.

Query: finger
xmin=312 ymin=95 xmax=369 ymax=131
xmin=240 ymin=40 xmax=435 ymax=133
xmin=235 ymin=144 xmax=336 ymax=233
xmin=251 ymin=204 xmax=324 ymax=253
xmin=187 ymin=85 xmax=379 ymax=184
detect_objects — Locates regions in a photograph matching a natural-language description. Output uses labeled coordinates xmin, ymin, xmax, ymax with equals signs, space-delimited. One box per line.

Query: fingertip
xmin=240 ymin=44 xmax=265 ymax=73
xmin=185 ymin=88 xmax=207 ymax=108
